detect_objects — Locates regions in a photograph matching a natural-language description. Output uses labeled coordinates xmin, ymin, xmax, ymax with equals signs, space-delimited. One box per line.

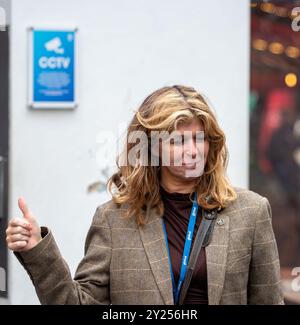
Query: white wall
xmin=8 ymin=0 xmax=250 ymax=304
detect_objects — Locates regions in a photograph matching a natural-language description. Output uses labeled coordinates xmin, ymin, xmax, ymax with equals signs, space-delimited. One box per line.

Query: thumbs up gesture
xmin=6 ymin=197 xmax=42 ymax=252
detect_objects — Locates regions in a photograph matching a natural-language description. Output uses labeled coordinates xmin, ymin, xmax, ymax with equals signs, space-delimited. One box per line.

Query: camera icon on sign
xmin=45 ymin=37 xmax=65 ymax=54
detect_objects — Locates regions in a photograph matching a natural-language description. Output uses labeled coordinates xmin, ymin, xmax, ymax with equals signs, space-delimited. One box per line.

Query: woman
xmin=6 ymin=85 xmax=284 ymax=305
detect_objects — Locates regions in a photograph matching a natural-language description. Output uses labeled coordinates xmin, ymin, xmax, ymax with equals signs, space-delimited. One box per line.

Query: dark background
xmin=0 ymin=23 xmax=9 ymax=298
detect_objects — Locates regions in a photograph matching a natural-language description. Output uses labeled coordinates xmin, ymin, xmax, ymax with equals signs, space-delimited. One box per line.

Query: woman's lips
xmin=182 ymin=161 xmax=200 ymax=168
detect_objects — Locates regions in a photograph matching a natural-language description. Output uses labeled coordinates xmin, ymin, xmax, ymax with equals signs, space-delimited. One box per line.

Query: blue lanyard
xmin=162 ymin=191 xmax=199 ymax=305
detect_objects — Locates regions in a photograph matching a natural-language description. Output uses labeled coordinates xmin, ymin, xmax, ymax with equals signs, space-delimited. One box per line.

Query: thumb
xmin=18 ymin=197 xmax=34 ymax=221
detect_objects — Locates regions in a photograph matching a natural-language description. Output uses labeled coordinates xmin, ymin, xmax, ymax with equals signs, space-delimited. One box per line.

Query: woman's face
xmin=160 ymin=119 xmax=210 ymax=180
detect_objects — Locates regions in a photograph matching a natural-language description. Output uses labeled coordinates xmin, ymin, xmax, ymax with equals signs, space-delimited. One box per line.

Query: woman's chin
xmin=172 ymin=168 xmax=201 ymax=180
xmin=182 ymin=165 xmax=204 ymax=178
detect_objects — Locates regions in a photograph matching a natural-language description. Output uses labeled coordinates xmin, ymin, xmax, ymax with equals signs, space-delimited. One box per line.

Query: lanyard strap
xmin=162 ymin=191 xmax=199 ymax=305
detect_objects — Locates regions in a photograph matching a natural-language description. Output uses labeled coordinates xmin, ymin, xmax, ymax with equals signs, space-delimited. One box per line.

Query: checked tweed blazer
xmin=15 ymin=187 xmax=285 ymax=305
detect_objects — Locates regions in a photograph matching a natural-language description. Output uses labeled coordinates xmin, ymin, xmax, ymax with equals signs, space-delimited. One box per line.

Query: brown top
xmin=160 ymin=185 xmax=208 ymax=304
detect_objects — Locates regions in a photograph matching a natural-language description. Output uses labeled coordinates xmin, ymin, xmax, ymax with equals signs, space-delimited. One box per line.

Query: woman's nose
xmin=184 ymin=138 xmax=198 ymax=158
xmin=184 ymin=137 xmax=205 ymax=160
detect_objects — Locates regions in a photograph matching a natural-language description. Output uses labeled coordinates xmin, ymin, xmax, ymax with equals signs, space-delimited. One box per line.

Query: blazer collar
xmin=138 ymin=205 xmax=174 ymax=305
xmin=205 ymin=209 xmax=230 ymax=304
xmin=138 ymin=203 xmax=230 ymax=305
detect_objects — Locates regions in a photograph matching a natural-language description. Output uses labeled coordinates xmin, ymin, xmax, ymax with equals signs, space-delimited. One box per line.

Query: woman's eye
xmin=170 ymin=137 xmax=183 ymax=145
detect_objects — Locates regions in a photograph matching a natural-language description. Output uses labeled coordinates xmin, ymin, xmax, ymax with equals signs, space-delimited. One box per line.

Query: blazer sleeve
xmin=247 ymin=197 xmax=285 ymax=305
xmin=13 ymin=204 xmax=112 ymax=305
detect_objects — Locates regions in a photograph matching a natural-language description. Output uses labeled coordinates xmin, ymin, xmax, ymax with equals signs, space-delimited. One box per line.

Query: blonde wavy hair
xmin=107 ymin=85 xmax=237 ymax=225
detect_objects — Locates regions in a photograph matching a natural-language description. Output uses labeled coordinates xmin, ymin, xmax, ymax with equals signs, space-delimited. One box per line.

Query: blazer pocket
xmin=227 ymin=253 xmax=251 ymax=273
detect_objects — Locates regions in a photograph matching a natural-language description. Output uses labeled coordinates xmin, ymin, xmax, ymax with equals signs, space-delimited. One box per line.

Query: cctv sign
xmin=28 ymin=28 xmax=78 ymax=109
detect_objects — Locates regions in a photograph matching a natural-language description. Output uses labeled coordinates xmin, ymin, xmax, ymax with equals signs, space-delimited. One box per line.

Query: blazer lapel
xmin=205 ymin=209 xmax=230 ymax=304
xmin=138 ymin=206 xmax=174 ymax=305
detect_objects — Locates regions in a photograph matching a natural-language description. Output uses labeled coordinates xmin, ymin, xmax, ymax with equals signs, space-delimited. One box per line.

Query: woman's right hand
xmin=6 ymin=197 xmax=42 ymax=252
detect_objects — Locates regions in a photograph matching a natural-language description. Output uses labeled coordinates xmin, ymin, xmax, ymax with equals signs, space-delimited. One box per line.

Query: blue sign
xmin=29 ymin=29 xmax=77 ymax=108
